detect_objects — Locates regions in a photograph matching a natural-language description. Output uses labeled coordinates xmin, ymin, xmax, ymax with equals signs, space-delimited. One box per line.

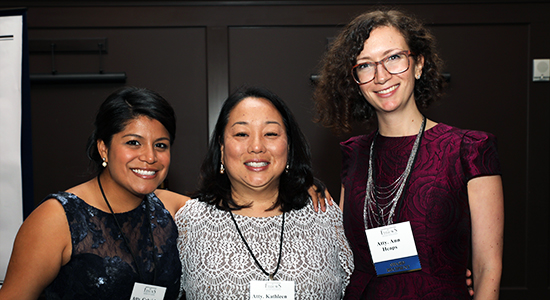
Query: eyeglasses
xmin=351 ymin=50 xmax=414 ymax=85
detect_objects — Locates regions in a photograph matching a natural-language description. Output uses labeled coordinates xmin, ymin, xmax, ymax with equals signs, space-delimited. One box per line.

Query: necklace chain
xmin=229 ymin=210 xmax=285 ymax=280
xmin=97 ymin=176 xmax=158 ymax=284
xmin=364 ymin=116 xmax=426 ymax=228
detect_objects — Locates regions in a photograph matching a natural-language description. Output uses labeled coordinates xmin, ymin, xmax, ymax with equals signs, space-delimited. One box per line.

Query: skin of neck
xmin=230 ymin=184 xmax=282 ymax=217
xmin=97 ymin=170 xmax=145 ymax=213
xmin=375 ymin=103 xmax=428 ymax=137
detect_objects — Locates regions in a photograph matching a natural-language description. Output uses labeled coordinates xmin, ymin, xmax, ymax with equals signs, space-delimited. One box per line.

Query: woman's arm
xmin=468 ymin=175 xmax=504 ymax=300
xmin=0 ymin=199 xmax=71 ymax=300
xmin=155 ymin=189 xmax=190 ymax=218
xmin=339 ymin=185 xmax=345 ymax=211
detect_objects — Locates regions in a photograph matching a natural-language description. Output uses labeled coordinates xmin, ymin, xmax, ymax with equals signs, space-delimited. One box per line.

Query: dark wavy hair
xmin=313 ymin=9 xmax=445 ymax=133
xmin=85 ymin=86 xmax=176 ymax=175
xmin=191 ymin=86 xmax=314 ymax=212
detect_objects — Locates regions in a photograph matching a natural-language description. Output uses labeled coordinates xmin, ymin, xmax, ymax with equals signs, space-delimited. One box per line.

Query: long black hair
xmin=191 ymin=86 xmax=314 ymax=212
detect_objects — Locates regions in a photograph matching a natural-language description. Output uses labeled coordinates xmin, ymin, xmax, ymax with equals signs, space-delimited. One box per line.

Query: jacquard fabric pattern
xmin=176 ymin=199 xmax=354 ymax=299
xmin=43 ymin=191 xmax=181 ymax=300
xmin=340 ymin=123 xmax=501 ymax=300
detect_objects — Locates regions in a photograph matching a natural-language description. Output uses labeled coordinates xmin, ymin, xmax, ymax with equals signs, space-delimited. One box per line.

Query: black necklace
xmin=229 ymin=210 xmax=285 ymax=280
xmin=97 ymin=175 xmax=158 ymax=284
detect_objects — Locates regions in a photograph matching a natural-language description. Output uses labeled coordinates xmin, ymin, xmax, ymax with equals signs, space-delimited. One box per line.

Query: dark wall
xmin=1 ymin=1 xmax=549 ymax=298
xmin=27 ymin=27 xmax=208 ymax=197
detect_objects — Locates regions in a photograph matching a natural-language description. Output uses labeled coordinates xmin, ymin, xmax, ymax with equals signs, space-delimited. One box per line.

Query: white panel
xmin=0 ymin=14 xmax=24 ymax=283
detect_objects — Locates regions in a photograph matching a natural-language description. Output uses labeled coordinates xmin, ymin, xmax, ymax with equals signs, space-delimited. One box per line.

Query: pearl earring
xmin=220 ymin=163 xmax=225 ymax=174
xmin=102 ymin=158 xmax=107 ymax=168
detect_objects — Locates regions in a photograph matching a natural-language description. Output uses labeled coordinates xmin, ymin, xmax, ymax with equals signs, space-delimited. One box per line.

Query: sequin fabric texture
xmin=43 ymin=191 xmax=182 ymax=300
xmin=176 ymin=199 xmax=354 ymax=299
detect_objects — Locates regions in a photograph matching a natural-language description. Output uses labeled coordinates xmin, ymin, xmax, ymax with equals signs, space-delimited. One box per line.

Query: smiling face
xmin=98 ymin=115 xmax=171 ymax=199
xmin=220 ymin=97 xmax=288 ymax=196
xmin=356 ymin=26 xmax=424 ymax=115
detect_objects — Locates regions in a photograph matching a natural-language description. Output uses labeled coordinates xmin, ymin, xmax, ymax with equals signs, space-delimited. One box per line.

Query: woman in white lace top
xmin=175 ymin=86 xmax=353 ymax=299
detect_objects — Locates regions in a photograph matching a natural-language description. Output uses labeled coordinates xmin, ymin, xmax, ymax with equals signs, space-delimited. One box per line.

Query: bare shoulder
xmin=0 ymin=197 xmax=71 ymax=299
xmin=154 ymin=189 xmax=190 ymax=218
xmin=23 ymin=197 xmax=71 ymax=251
xmin=66 ymin=179 xmax=95 ymax=199
xmin=29 ymin=197 xmax=67 ymax=226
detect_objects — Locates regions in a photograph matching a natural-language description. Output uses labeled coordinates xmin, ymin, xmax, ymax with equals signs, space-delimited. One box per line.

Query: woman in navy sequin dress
xmin=0 ymin=87 xmax=187 ymax=300
xmin=313 ymin=9 xmax=504 ymax=300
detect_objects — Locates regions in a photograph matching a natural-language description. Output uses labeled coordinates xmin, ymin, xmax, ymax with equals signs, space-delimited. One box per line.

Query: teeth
xmin=245 ymin=162 xmax=268 ymax=167
xmin=377 ymin=85 xmax=398 ymax=94
xmin=132 ymin=169 xmax=156 ymax=176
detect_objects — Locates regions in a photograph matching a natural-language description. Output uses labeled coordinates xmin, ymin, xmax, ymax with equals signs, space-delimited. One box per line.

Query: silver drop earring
xmin=285 ymin=164 xmax=289 ymax=173
xmin=220 ymin=163 xmax=225 ymax=174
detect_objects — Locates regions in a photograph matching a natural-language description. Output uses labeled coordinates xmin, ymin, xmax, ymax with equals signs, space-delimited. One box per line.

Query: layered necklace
xmin=363 ymin=116 xmax=426 ymax=229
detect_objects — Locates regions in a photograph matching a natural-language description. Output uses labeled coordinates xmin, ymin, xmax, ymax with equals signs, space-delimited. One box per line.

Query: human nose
xmin=140 ymin=145 xmax=157 ymax=163
xmin=248 ymin=135 xmax=266 ymax=153
xmin=373 ymin=62 xmax=391 ymax=84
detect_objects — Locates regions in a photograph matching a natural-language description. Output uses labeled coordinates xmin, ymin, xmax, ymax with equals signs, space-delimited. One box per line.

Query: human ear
xmin=97 ymin=140 xmax=108 ymax=162
xmin=220 ymin=143 xmax=225 ymax=165
xmin=414 ymin=54 xmax=425 ymax=78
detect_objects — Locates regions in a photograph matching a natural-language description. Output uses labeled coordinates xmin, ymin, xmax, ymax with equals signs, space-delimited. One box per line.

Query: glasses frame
xmin=351 ymin=50 xmax=415 ymax=85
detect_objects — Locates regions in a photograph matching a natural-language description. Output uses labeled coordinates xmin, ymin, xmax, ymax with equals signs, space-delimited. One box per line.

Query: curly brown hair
xmin=313 ymin=9 xmax=445 ymax=133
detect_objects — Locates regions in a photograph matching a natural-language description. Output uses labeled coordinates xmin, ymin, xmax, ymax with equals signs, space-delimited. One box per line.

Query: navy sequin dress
xmin=43 ymin=191 xmax=182 ymax=300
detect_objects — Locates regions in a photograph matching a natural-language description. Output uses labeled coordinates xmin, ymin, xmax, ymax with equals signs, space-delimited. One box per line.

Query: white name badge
xmin=129 ymin=282 xmax=167 ymax=300
xmin=250 ymin=280 xmax=295 ymax=300
xmin=365 ymin=221 xmax=422 ymax=276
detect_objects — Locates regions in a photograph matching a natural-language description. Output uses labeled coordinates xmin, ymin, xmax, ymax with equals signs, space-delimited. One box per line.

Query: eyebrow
xmin=231 ymin=120 xmax=282 ymax=127
xmin=122 ymin=133 xmax=170 ymax=142
xmin=122 ymin=133 xmax=143 ymax=139
xmin=356 ymin=48 xmax=404 ymax=61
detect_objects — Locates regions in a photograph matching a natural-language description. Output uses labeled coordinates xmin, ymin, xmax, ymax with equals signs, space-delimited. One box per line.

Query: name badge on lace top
xmin=129 ymin=282 xmax=167 ymax=300
xmin=365 ymin=221 xmax=422 ymax=276
xmin=250 ymin=280 xmax=295 ymax=299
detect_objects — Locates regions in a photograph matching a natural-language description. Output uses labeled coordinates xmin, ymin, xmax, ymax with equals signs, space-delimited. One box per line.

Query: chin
xmin=133 ymin=184 xmax=160 ymax=196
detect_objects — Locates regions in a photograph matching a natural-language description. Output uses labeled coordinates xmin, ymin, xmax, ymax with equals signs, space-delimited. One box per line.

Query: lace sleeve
xmin=174 ymin=200 xmax=190 ymax=299
xmin=326 ymin=204 xmax=354 ymax=297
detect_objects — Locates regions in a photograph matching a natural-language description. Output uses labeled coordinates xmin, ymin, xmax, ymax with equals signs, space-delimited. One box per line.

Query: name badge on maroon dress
xmin=365 ymin=221 xmax=422 ymax=276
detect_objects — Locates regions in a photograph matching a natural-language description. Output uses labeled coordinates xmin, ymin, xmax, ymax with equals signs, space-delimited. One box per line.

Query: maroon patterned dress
xmin=340 ymin=123 xmax=501 ymax=300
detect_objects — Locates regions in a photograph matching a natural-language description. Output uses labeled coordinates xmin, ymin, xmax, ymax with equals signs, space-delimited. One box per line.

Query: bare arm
xmin=155 ymin=189 xmax=190 ymax=218
xmin=468 ymin=175 xmax=504 ymax=300
xmin=339 ymin=185 xmax=345 ymax=211
xmin=0 ymin=199 xmax=71 ymax=300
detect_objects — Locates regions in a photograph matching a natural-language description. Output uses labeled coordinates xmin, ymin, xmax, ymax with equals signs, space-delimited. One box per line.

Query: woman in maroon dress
xmin=313 ymin=9 xmax=503 ymax=300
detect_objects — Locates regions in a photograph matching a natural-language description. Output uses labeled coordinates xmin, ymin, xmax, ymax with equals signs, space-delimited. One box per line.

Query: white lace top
xmin=175 ymin=199 xmax=353 ymax=300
